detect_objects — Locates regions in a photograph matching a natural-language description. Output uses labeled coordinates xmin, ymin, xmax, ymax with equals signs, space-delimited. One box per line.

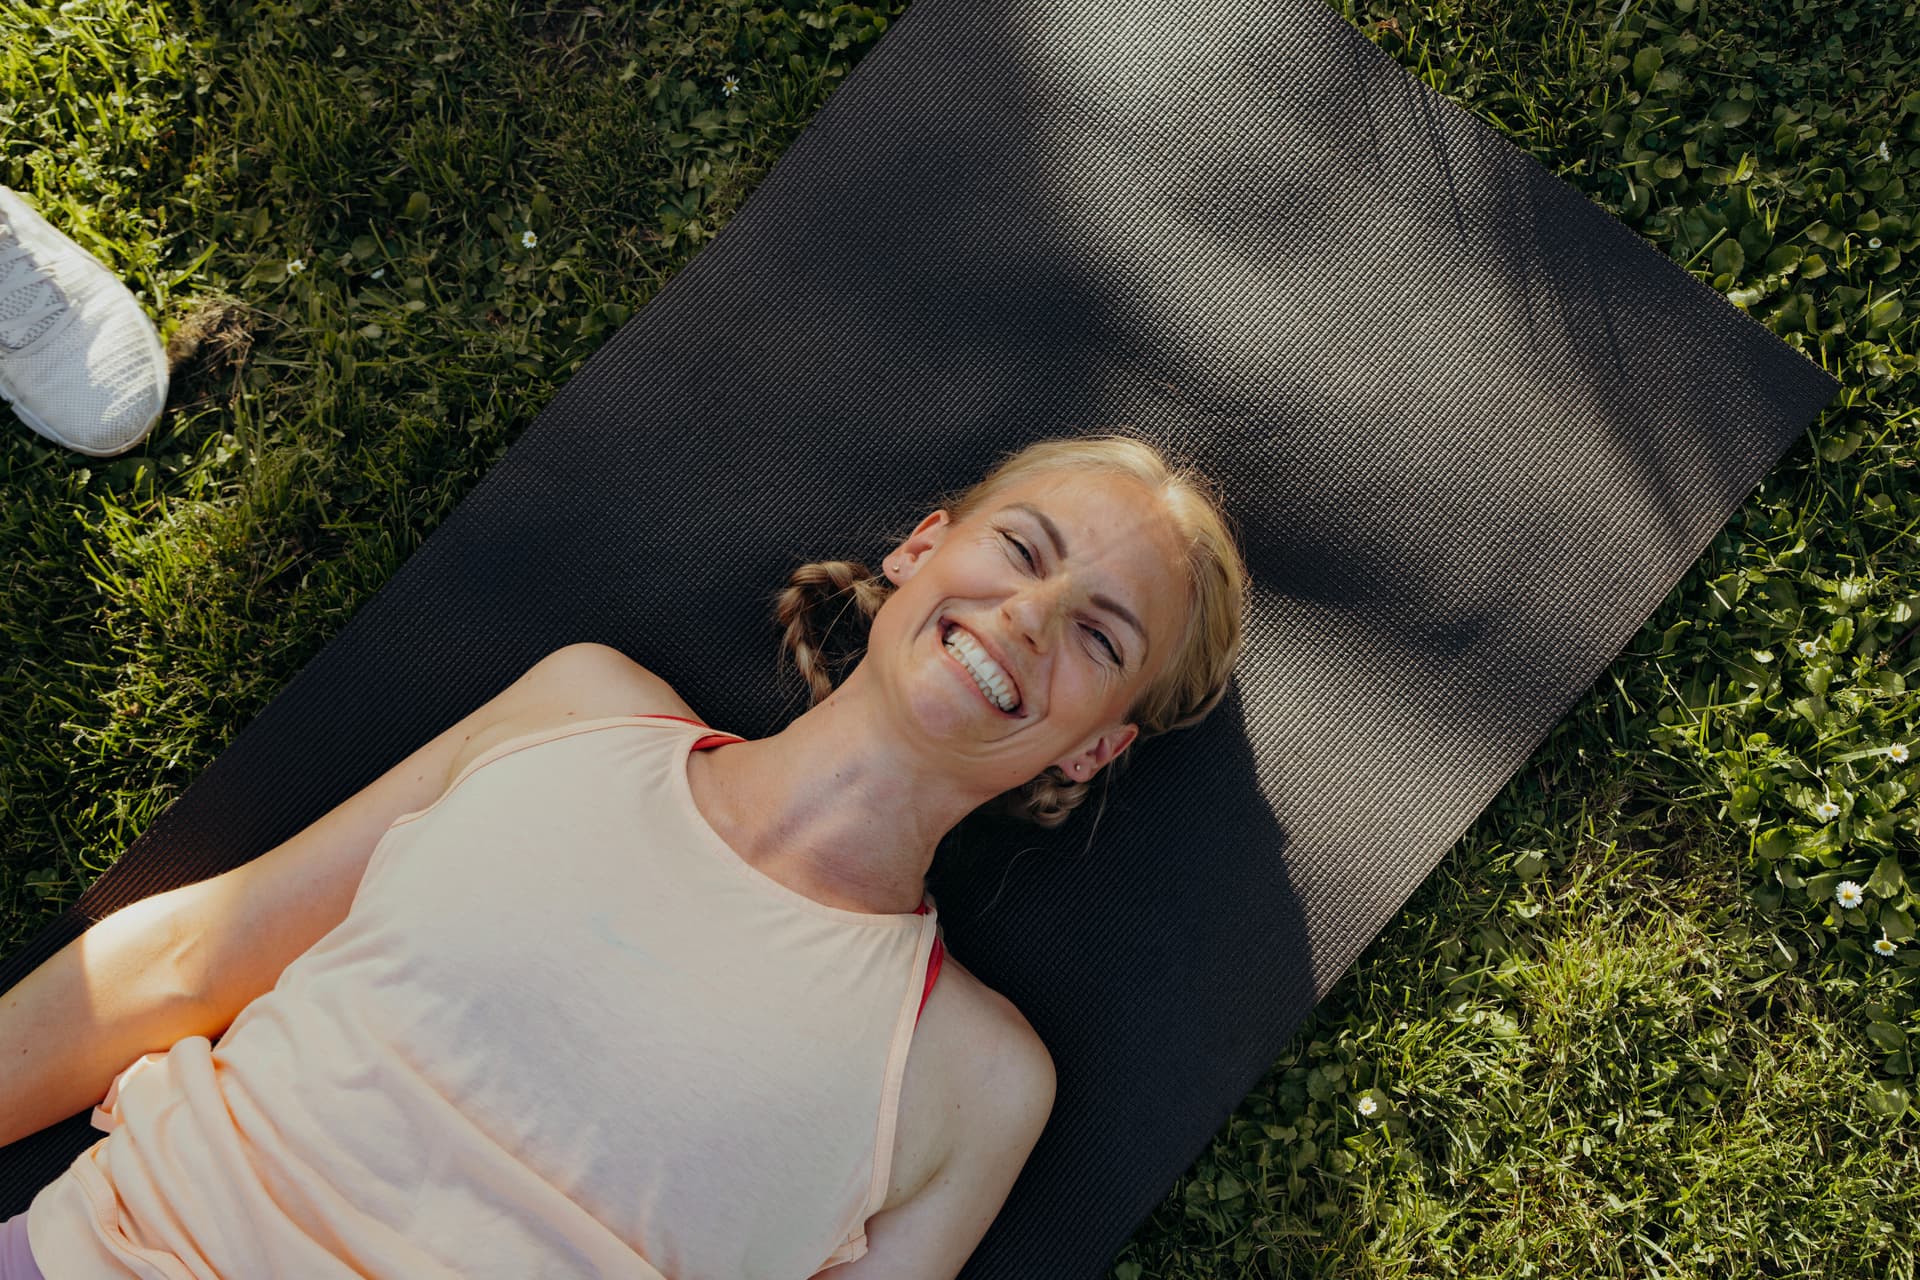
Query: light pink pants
xmin=0 ymin=1211 xmax=43 ymax=1280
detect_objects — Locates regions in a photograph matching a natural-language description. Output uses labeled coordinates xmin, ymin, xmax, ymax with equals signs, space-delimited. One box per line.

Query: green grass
xmin=1 ymin=0 xmax=1916 ymax=1275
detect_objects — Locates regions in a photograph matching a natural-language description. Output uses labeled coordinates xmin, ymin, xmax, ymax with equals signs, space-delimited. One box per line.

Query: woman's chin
xmin=903 ymin=680 xmax=1010 ymax=739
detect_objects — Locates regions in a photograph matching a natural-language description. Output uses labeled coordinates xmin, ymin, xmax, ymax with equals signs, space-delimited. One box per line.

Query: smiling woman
xmin=736 ymin=431 xmax=1250 ymax=1277
xmin=773 ymin=433 xmax=1251 ymax=830
xmin=0 ymin=435 xmax=1247 ymax=1280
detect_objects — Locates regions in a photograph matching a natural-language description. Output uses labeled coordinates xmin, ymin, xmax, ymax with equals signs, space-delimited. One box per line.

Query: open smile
xmin=938 ymin=617 xmax=1024 ymax=718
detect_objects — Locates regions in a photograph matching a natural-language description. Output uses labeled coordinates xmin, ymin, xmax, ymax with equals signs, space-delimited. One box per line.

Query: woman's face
xmin=869 ymin=470 xmax=1189 ymax=792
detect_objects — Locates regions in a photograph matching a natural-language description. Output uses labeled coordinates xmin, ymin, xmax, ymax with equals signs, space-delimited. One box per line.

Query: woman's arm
xmin=0 ymin=889 xmax=203 ymax=1148
xmin=0 ymin=642 xmax=634 ymax=1148
xmin=814 ymin=1013 xmax=1056 ymax=1279
xmin=165 ymin=643 xmax=628 ymax=1042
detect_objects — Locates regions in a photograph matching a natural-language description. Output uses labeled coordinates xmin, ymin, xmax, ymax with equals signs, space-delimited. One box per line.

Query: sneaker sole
xmin=2 ymin=384 xmax=161 ymax=458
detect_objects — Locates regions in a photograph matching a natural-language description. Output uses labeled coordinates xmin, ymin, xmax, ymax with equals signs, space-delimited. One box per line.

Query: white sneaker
xmin=0 ymin=187 xmax=169 ymax=458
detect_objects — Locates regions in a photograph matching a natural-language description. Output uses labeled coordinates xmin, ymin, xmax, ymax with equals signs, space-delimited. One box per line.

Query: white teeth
xmin=943 ymin=626 xmax=1016 ymax=711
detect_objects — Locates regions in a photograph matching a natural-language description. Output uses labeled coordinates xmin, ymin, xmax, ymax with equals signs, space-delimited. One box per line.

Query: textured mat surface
xmin=1 ymin=0 xmax=1839 ymax=1274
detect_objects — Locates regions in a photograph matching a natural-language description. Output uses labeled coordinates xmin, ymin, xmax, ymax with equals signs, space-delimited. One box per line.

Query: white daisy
xmin=1888 ymin=743 xmax=1909 ymax=763
xmin=1873 ymin=937 xmax=1897 ymax=957
xmin=1796 ymin=639 xmax=1818 ymax=658
xmin=287 ymin=257 xmax=306 ymax=275
xmin=1869 ymin=237 xmax=1883 ymax=250
xmin=1877 ymin=141 xmax=1892 ymax=162
xmin=1835 ymin=880 xmax=1865 ymax=909
xmin=1357 ymin=1094 xmax=1379 ymax=1118
xmin=1814 ymin=799 xmax=1842 ymax=821
xmin=370 ymin=267 xmax=385 ymax=279
xmin=521 ymin=230 xmax=538 ymax=249
xmin=722 ymin=74 xmax=740 ymax=97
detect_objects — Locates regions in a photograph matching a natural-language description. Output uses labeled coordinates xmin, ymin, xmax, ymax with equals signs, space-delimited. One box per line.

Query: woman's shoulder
xmin=453 ymin=644 xmax=706 ymax=775
xmin=926 ymin=951 xmax=1052 ymax=1109
xmin=953 ymin=962 xmax=1052 ymax=1094
xmin=887 ymin=947 xmax=1054 ymax=1217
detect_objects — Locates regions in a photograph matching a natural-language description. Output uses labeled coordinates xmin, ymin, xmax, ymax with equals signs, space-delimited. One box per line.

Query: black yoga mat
xmin=1 ymin=0 xmax=1840 ymax=1274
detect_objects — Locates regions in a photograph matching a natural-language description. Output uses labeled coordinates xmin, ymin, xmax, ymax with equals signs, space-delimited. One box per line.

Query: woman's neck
xmin=687 ymin=675 xmax=990 ymax=917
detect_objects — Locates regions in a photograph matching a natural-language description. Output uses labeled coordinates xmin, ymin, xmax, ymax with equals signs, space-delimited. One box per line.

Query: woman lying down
xmin=1 ymin=433 xmax=1249 ymax=1279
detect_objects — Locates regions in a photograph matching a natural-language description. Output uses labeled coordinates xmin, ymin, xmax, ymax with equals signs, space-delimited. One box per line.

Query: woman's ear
xmin=1065 ymin=724 xmax=1139 ymax=780
xmin=890 ymin=509 xmax=952 ymax=573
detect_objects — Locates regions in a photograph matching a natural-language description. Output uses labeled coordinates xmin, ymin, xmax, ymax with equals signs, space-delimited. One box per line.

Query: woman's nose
xmin=1004 ymin=581 xmax=1071 ymax=650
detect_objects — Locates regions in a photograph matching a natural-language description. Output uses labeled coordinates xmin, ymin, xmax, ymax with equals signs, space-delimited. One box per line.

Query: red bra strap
xmin=628 ymin=712 xmax=741 ymax=752
xmin=918 ymin=936 xmax=945 ymax=1026
xmin=632 ymin=713 xmax=715 ymax=727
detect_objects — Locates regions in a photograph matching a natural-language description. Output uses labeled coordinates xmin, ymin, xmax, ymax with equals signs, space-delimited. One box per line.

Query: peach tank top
xmin=28 ymin=714 xmax=945 ymax=1279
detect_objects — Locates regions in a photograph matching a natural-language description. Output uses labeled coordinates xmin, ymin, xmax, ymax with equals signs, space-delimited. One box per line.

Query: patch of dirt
xmin=165 ymin=292 xmax=269 ymax=387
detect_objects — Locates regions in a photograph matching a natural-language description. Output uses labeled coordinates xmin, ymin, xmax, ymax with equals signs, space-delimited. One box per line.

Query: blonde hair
xmin=771 ymin=433 xmax=1250 ymax=829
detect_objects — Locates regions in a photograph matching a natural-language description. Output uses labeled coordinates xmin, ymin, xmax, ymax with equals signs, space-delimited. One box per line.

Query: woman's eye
xmin=1003 ymin=529 xmax=1120 ymax=664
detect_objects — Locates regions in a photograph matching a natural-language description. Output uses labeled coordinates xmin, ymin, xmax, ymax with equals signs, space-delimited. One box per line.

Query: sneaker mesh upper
xmin=5 ymin=300 xmax=165 ymax=453
xmin=0 ymin=251 xmax=65 ymax=350
xmin=0 ymin=194 xmax=167 ymax=455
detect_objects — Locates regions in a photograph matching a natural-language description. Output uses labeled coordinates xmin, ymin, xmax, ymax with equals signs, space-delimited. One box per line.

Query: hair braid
xmin=772 ymin=559 xmax=892 ymax=706
xmin=980 ymin=758 xmax=1102 ymax=830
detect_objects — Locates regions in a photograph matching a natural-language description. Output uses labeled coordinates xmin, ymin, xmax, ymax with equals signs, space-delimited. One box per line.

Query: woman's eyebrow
xmin=1003 ymin=502 xmax=1149 ymax=662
